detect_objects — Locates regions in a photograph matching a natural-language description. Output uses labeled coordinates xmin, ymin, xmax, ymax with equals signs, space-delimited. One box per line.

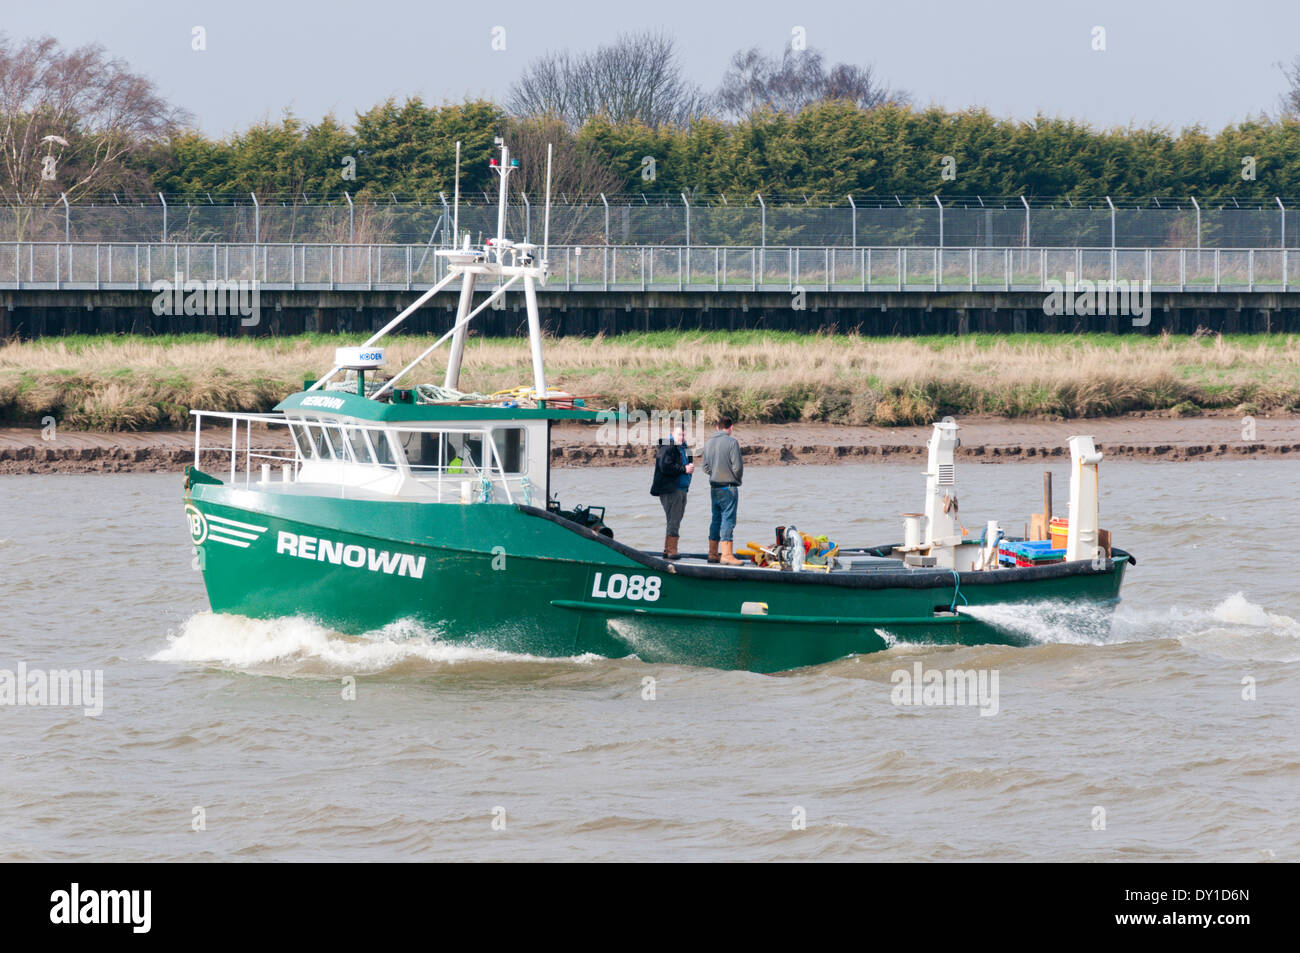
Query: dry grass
xmin=1 ymin=331 xmax=1297 ymax=430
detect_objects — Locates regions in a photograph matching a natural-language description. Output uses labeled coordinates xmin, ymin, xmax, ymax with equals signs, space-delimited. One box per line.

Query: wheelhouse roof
xmin=275 ymin=390 xmax=614 ymax=422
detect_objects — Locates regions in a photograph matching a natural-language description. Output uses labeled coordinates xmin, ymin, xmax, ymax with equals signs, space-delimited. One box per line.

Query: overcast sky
xmin=10 ymin=0 xmax=1299 ymax=136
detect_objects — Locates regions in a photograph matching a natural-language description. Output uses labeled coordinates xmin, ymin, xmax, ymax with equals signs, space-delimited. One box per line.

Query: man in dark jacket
xmin=649 ymin=423 xmax=694 ymax=559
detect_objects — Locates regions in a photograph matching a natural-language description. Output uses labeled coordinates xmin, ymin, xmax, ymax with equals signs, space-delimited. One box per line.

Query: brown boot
xmin=707 ymin=539 xmax=720 ymax=563
xmin=719 ymin=540 xmax=743 ymax=565
xmin=663 ymin=535 xmax=680 ymax=560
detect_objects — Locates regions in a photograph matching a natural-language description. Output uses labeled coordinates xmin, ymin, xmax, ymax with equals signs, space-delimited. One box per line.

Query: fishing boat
xmin=182 ymin=140 xmax=1134 ymax=673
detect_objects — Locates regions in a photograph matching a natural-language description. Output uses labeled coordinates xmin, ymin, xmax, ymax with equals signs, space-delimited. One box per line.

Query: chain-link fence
xmin=4 ymin=196 xmax=1299 ymax=249
xmin=4 ymin=242 xmax=1294 ymax=293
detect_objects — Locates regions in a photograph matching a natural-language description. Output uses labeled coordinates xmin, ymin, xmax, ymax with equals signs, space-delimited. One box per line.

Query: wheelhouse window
xmin=392 ymin=426 xmax=527 ymax=476
xmin=288 ymin=421 xmax=315 ymax=460
xmin=492 ymin=427 xmax=526 ymax=474
xmin=341 ymin=424 xmax=374 ymax=465
xmin=398 ymin=430 xmax=442 ymax=470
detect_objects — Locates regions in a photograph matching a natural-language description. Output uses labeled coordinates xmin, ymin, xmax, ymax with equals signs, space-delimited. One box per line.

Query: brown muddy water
xmin=0 ymin=460 xmax=1296 ymax=861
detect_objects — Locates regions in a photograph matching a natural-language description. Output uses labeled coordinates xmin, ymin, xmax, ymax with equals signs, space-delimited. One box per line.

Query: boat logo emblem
xmin=185 ymin=504 xmax=208 ymax=545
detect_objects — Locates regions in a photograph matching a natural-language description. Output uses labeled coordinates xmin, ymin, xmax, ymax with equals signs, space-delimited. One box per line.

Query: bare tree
xmin=508 ymin=31 xmax=709 ymax=129
xmin=506 ymin=116 xmax=622 ymax=198
xmin=0 ymin=34 xmax=190 ymax=209
xmin=503 ymin=116 xmax=623 ymax=244
xmin=714 ymin=46 xmax=907 ymax=119
xmin=1279 ymin=56 xmax=1300 ymax=119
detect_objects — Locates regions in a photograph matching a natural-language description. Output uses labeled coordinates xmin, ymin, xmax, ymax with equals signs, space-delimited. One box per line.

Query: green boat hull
xmin=183 ymin=469 xmax=1129 ymax=673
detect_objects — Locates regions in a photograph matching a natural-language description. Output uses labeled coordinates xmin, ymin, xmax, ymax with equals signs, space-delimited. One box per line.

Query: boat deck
xmin=641 ymin=549 xmax=904 ymax=574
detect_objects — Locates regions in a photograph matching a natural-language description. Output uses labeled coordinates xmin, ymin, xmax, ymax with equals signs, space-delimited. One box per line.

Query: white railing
xmin=190 ymin=410 xmax=527 ymax=503
xmin=2 ymin=242 xmax=1293 ymax=293
xmin=191 ymin=411 xmax=299 ymax=487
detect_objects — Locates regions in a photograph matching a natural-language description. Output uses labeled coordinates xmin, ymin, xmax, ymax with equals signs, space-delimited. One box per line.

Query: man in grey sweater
xmin=700 ymin=417 xmax=744 ymax=564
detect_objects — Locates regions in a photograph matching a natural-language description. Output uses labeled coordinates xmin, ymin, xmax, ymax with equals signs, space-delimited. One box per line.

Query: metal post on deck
xmin=453 ymin=140 xmax=461 ymax=245
xmin=523 ymin=274 xmax=547 ymax=402
xmin=445 ymin=270 xmax=478 ymax=390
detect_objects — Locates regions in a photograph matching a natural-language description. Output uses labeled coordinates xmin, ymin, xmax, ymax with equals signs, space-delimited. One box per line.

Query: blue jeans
xmin=709 ymin=485 xmax=738 ymax=542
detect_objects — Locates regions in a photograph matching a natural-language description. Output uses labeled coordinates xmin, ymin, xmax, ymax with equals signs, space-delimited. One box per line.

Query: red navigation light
xmin=489 ymin=158 xmax=499 ymax=167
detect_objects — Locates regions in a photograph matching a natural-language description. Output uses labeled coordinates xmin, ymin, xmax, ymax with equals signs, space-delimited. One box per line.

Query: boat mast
xmin=337 ymin=137 xmax=553 ymax=404
xmin=444 ymin=140 xmax=475 ymax=390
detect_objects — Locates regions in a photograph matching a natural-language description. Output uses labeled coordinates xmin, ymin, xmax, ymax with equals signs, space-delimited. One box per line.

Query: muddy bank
xmin=2 ymin=414 xmax=1296 ymax=475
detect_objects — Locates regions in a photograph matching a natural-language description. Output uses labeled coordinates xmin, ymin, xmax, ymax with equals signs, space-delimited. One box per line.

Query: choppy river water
xmin=1 ymin=459 xmax=1296 ymax=860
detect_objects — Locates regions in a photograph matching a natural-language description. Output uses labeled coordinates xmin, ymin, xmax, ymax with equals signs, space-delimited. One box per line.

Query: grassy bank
xmin=2 ymin=331 xmax=1297 ymax=431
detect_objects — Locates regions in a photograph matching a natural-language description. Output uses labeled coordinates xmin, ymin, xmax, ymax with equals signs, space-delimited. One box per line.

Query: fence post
xmin=60 ymin=192 xmax=70 ymax=244
xmin=1021 ymin=195 xmax=1031 ymax=248
xmin=344 ymin=191 xmax=354 ymax=244
xmin=521 ymin=191 xmax=530 ymax=244
xmin=159 ymin=192 xmax=167 ymax=243
xmin=1190 ymin=196 xmax=1201 ymax=264
xmin=756 ymin=193 xmax=765 ymax=276
xmin=1278 ymin=197 xmax=1287 ymax=289
xmin=847 ymin=194 xmax=856 ymax=248
xmin=1105 ymin=196 xmax=1115 ymax=249
xmin=601 ymin=193 xmax=609 ymax=246
xmin=251 ymin=192 xmax=259 ymax=244
xmin=680 ymin=193 xmax=691 ymax=253
xmin=934 ymin=195 xmax=943 ymax=248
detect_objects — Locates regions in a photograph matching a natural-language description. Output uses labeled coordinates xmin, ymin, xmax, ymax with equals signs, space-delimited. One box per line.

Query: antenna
xmin=453 ymin=140 xmax=461 ymax=246
xmin=543 ymin=142 xmax=553 ymax=265
xmin=489 ymin=136 xmax=518 ymax=254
